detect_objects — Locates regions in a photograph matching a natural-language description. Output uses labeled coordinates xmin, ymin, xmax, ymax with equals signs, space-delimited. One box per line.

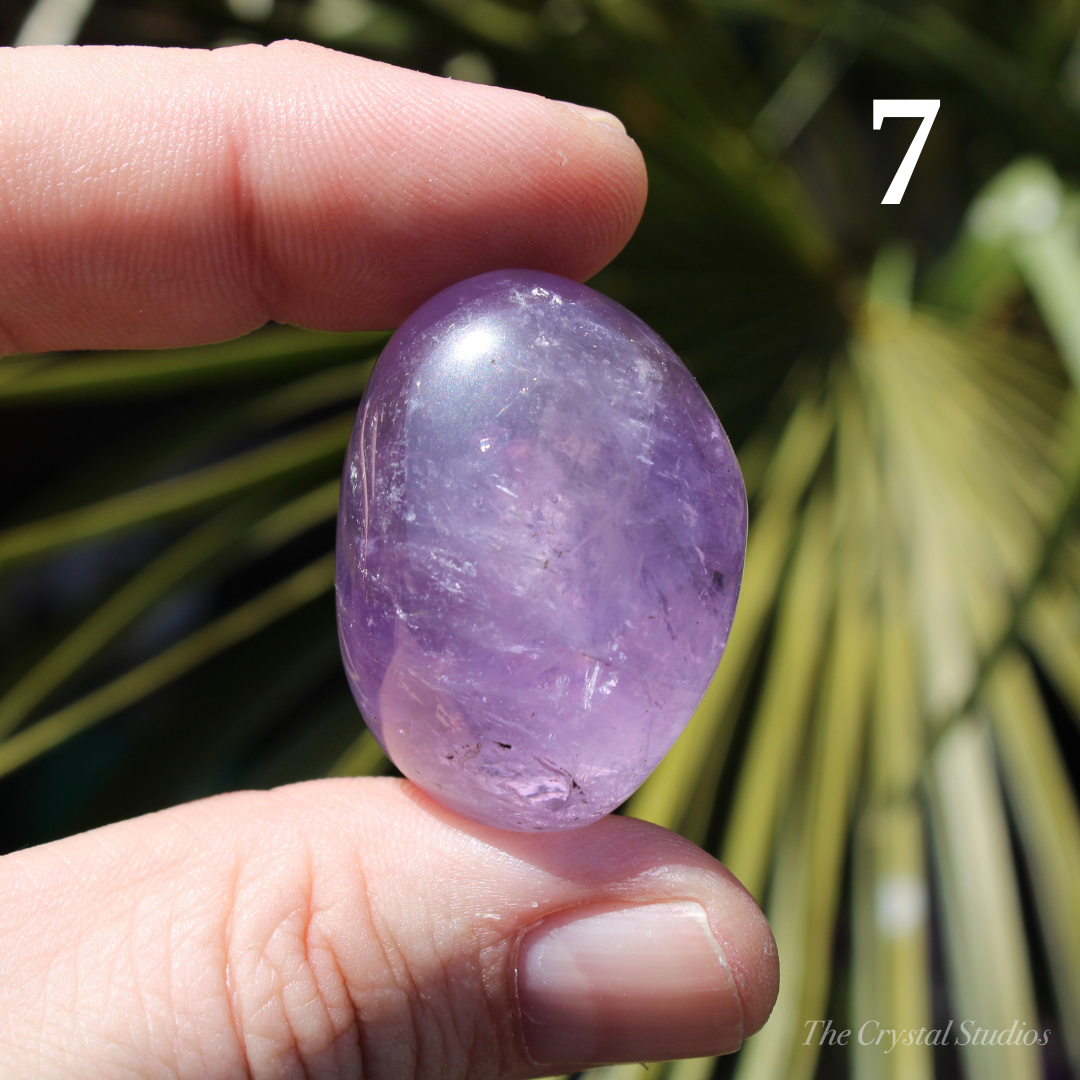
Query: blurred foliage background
xmin=3 ymin=1 xmax=1080 ymax=1078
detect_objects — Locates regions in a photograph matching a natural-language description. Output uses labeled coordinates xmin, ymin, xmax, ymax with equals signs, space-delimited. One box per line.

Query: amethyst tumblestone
xmin=336 ymin=269 xmax=746 ymax=831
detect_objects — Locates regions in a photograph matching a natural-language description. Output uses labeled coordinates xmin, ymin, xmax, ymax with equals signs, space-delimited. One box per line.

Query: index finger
xmin=0 ymin=40 xmax=647 ymax=355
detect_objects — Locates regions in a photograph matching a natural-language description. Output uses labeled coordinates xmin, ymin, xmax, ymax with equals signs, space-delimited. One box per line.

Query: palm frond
xmin=0 ymin=554 xmax=335 ymax=779
xmin=0 ymin=414 xmax=353 ymax=572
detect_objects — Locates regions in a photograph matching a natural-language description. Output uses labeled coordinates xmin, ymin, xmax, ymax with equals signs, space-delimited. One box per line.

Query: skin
xmin=0 ymin=41 xmax=779 ymax=1080
xmin=0 ymin=41 xmax=645 ymax=353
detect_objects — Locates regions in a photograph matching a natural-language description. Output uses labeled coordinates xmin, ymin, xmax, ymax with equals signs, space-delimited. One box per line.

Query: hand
xmin=0 ymin=41 xmax=778 ymax=1080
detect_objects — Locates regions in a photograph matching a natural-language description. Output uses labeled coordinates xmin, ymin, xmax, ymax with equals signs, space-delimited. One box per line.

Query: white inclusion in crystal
xmin=479 ymin=438 xmax=493 ymax=452
xmin=505 ymin=768 xmax=574 ymax=806
xmin=634 ymin=356 xmax=659 ymax=387
xmin=555 ymin=674 xmax=570 ymax=697
xmin=582 ymin=662 xmax=600 ymax=710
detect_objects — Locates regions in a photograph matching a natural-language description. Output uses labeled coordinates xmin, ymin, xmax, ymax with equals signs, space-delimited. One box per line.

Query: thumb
xmin=0 ymin=777 xmax=778 ymax=1079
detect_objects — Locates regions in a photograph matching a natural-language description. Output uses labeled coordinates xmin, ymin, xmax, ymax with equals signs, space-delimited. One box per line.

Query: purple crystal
xmin=336 ymin=269 xmax=746 ymax=830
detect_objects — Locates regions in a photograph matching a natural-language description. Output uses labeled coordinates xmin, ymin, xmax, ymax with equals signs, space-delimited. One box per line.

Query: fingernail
xmin=558 ymin=101 xmax=627 ymax=133
xmin=516 ymin=901 xmax=745 ymax=1066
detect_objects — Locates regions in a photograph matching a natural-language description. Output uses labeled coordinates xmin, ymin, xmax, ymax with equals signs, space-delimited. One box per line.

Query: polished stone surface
xmin=336 ymin=270 xmax=746 ymax=830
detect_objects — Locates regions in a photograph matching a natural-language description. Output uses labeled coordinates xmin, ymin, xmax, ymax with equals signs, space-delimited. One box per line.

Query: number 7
xmin=874 ymin=99 xmax=940 ymax=204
